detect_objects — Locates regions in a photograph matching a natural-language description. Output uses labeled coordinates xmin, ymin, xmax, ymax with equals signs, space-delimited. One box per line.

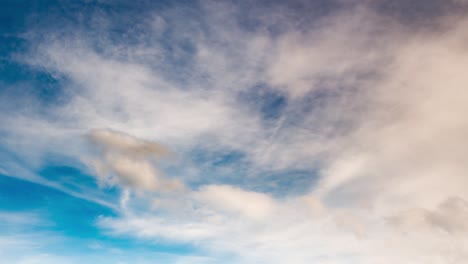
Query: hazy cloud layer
xmin=1 ymin=0 xmax=468 ymax=263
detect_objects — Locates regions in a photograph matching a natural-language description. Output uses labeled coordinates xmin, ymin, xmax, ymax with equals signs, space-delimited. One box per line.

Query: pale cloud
xmin=194 ymin=184 xmax=277 ymax=220
xmin=95 ymin=7 xmax=468 ymax=263
xmin=0 ymin=211 xmax=49 ymax=227
xmin=88 ymin=129 xmax=169 ymax=158
xmin=315 ymin=14 xmax=468 ymax=213
xmin=266 ymin=7 xmax=395 ymax=98
xmin=1 ymin=1 xmax=468 ymax=263
xmin=387 ymin=196 xmax=468 ymax=234
xmin=87 ymin=129 xmax=184 ymax=192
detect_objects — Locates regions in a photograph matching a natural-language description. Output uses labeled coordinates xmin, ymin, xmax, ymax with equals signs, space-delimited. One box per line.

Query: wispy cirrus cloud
xmin=1 ymin=0 xmax=468 ymax=263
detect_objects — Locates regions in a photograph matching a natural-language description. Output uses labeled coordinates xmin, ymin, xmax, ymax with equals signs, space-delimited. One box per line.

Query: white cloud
xmin=194 ymin=184 xmax=277 ymax=220
xmin=266 ymin=7 xmax=393 ymax=98
xmin=96 ymin=8 xmax=468 ymax=263
xmin=87 ymin=129 xmax=184 ymax=192
xmin=88 ymin=129 xmax=169 ymax=158
xmin=2 ymin=1 xmax=468 ymax=263
xmin=314 ymin=15 xmax=468 ymax=213
xmin=387 ymin=196 xmax=468 ymax=234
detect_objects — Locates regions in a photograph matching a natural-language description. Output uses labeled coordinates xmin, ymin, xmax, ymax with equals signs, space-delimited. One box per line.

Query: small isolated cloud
xmin=195 ymin=184 xmax=277 ymax=220
xmin=88 ymin=129 xmax=170 ymax=158
xmin=87 ymin=129 xmax=183 ymax=192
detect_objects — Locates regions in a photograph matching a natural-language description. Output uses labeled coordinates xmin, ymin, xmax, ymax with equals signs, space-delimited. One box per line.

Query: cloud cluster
xmin=87 ymin=129 xmax=183 ymax=192
xmin=2 ymin=0 xmax=468 ymax=263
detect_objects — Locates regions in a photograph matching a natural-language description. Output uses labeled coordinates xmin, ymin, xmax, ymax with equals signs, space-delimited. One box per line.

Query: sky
xmin=1 ymin=0 xmax=468 ymax=263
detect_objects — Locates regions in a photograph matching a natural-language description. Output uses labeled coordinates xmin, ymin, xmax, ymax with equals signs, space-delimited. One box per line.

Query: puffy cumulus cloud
xmin=194 ymin=184 xmax=277 ymax=220
xmin=87 ymin=129 xmax=183 ymax=192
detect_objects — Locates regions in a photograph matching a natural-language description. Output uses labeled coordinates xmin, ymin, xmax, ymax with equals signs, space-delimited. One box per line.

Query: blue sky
xmin=1 ymin=0 xmax=468 ymax=263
